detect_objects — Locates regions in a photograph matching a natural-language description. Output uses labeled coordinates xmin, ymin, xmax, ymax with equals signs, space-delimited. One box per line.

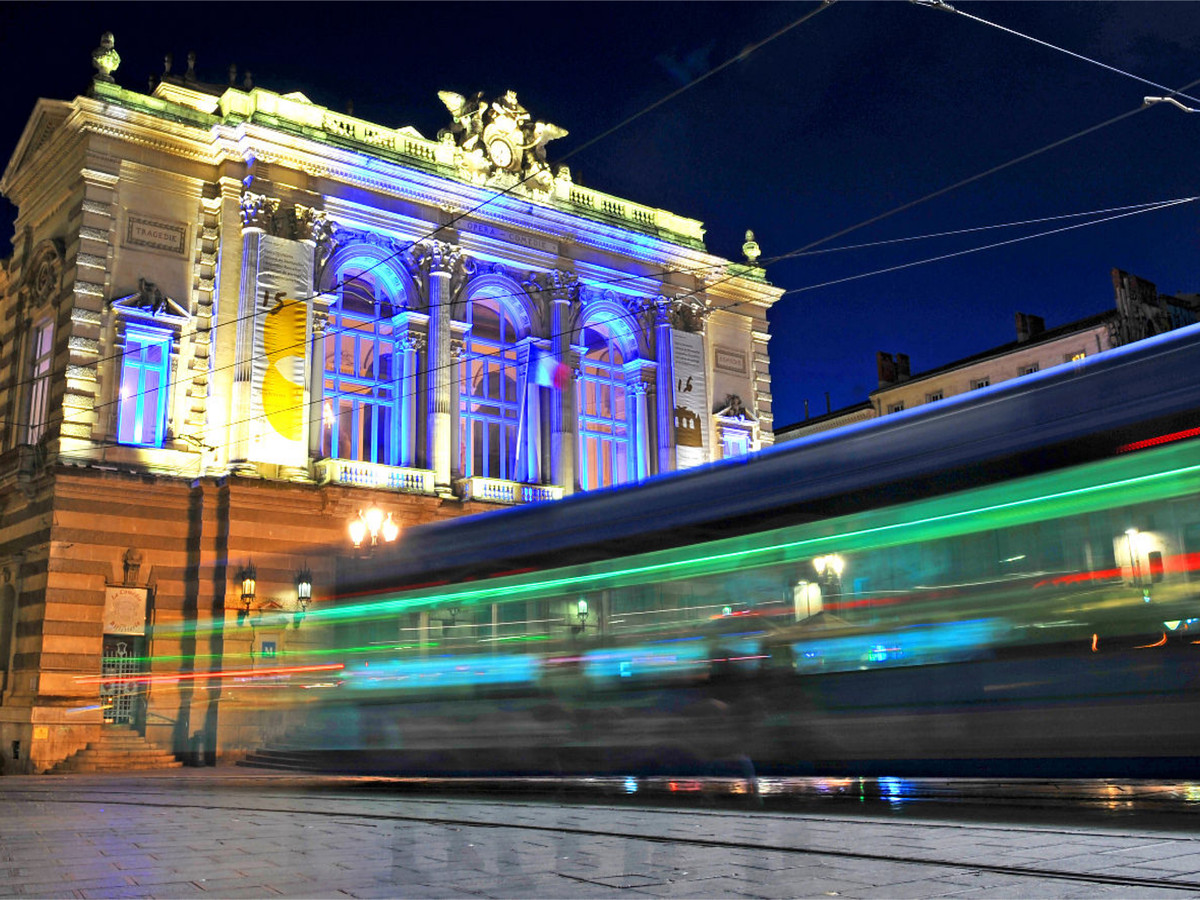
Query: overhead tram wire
xmin=784 ymin=198 xmax=1200 ymax=258
xmin=778 ymin=196 xmax=1199 ymax=297
xmin=27 ymin=6 xmax=835 ymax=449
xmin=560 ymin=0 xmax=836 ymax=164
xmin=913 ymin=0 xmax=1200 ymax=107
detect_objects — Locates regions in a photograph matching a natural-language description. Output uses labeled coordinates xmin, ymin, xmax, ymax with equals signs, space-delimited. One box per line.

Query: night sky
xmin=1 ymin=3 xmax=1197 ymax=429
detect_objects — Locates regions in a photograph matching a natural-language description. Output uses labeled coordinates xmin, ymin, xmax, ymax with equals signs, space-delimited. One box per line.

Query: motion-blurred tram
xmin=294 ymin=323 xmax=1200 ymax=777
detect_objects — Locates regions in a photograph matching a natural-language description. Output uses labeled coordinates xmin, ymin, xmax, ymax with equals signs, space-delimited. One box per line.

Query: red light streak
xmin=825 ymin=596 xmax=901 ymax=611
xmin=1118 ymin=426 xmax=1200 ymax=453
xmin=75 ymin=662 xmax=344 ymax=685
xmin=1135 ymin=633 xmax=1168 ymax=649
xmin=1035 ymin=552 xmax=1200 ymax=588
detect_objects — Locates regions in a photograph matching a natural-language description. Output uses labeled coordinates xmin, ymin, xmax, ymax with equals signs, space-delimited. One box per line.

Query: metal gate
xmin=100 ymin=637 xmax=144 ymax=726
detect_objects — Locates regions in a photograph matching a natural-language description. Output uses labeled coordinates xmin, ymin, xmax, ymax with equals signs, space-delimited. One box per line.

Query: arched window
xmin=321 ymin=269 xmax=403 ymax=464
xmin=577 ymin=322 xmax=631 ymax=490
xmin=459 ymin=294 xmax=522 ymax=480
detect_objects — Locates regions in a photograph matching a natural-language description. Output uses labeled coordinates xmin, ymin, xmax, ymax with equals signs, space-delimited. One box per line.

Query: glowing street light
xmin=236 ymin=562 xmax=256 ymax=626
xmin=350 ymin=507 xmax=399 ymax=549
xmin=813 ymin=554 xmax=845 ymax=578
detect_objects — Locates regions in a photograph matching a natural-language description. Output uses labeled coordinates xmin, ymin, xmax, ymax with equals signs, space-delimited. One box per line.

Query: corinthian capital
xmin=544 ymin=268 xmax=578 ymax=303
xmin=398 ymin=333 xmax=427 ymax=353
xmin=293 ymin=205 xmax=329 ymax=243
xmin=659 ymin=294 xmax=710 ymax=332
xmin=240 ymin=192 xmax=278 ymax=231
xmin=417 ymin=240 xmax=464 ymax=276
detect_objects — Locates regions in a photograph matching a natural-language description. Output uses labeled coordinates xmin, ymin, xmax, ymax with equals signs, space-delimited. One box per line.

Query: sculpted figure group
xmin=437 ymin=89 xmax=568 ymax=193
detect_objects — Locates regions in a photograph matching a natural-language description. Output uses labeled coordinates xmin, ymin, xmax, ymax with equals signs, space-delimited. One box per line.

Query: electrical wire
xmin=780 ymin=196 xmax=1198 ymax=297
xmin=927 ymin=2 xmax=1200 ymax=106
xmin=784 ymin=198 xmax=1196 ymax=257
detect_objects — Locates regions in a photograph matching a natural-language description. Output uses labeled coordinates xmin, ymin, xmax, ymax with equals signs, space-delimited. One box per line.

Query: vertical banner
xmin=252 ymin=234 xmax=311 ymax=467
xmin=672 ymin=330 xmax=710 ymax=469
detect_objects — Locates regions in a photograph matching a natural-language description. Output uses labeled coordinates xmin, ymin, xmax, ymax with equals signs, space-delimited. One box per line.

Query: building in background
xmin=777 ymin=268 xmax=1198 ymax=443
xmin=0 ymin=36 xmax=781 ymax=772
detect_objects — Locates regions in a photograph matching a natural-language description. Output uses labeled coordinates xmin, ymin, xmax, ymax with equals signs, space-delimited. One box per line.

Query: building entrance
xmin=100 ymin=635 xmax=146 ymax=726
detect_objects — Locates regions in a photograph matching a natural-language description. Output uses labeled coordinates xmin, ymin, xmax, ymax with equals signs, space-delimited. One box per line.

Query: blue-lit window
xmin=117 ymin=326 xmax=170 ymax=447
xmin=460 ymin=296 xmax=520 ymax=480
xmin=722 ymin=431 xmax=750 ymax=459
xmin=321 ymin=271 xmax=403 ymax=464
xmin=578 ymin=324 xmax=630 ymax=491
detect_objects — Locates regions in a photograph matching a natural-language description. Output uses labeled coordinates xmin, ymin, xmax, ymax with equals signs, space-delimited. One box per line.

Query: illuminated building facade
xmin=0 ymin=38 xmax=781 ymax=772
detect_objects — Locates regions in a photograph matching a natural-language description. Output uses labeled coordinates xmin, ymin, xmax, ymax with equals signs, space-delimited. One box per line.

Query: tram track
xmin=5 ymin=782 xmax=1200 ymax=894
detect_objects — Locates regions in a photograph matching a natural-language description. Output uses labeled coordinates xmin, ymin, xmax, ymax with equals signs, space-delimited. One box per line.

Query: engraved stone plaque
xmin=124 ymin=214 xmax=188 ymax=256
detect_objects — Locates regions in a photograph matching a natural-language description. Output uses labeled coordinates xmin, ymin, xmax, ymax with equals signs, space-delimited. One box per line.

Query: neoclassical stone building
xmin=0 ymin=39 xmax=781 ymax=771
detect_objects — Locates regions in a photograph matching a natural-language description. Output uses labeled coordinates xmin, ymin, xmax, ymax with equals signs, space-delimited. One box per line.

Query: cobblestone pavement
xmin=3 ymin=771 xmax=1200 ymax=898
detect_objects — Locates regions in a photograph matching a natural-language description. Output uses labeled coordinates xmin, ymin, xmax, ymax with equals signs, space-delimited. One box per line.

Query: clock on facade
xmin=487 ymin=136 xmax=515 ymax=170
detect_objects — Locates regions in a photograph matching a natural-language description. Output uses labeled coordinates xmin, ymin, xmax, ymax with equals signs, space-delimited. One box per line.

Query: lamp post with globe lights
xmin=349 ymin=506 xmax=399 ymax=553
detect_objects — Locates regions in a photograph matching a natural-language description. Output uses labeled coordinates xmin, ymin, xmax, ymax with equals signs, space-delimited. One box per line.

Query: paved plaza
xmin=2 ymin=771 xmax=1200 ymax=898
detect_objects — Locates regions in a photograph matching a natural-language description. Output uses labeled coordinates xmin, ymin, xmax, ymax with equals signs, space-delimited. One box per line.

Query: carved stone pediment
xmin=110 ymin=277 xmax=189 ymax=324
xmin=714 ymin=394 xmax=755 ymax=421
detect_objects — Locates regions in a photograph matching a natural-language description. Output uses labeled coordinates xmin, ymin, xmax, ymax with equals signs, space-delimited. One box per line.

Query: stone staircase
xmin=49 ymin=726 xmax=184 ymax=773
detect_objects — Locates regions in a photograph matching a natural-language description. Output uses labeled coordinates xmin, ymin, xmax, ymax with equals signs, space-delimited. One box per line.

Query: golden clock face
xmin=488 ymin=137 xmax=515 ymax=170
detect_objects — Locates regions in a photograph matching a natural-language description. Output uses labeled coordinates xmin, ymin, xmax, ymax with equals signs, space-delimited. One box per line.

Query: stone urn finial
xmin=742 ymin=230 xmax=761 ymax=265
xmin=92 ymin=32 xmax=120 ymax=83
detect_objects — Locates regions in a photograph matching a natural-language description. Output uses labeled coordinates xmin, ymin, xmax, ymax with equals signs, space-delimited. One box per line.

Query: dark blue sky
xmin=2 ymin=3 xmax=1197 ymax=428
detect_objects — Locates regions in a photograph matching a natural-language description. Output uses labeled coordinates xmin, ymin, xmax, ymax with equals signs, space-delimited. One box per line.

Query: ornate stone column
xmin=307 ymin=308 xmax=329 ymax=463
xmin=627 ymin=378 xmax=650 ymax=482
xmin=449 ymin=337 xmax=465 ymax=482
xmin=419 ymin=242 xmax=463 ymax=495
xmin=548 ymin=273 xmax=580 ymax=493
xmin=653 ymin=297 xmax=676 ymax=476
xmin=397 ymin=332 xmax=425 ymax=469
xmin=514 ymin=337 xmax=543 ymax=484
xmin=229 ymin=192 xmax=275 ymax=474
xmin=206 ymin=176 xmax=247 ymax=475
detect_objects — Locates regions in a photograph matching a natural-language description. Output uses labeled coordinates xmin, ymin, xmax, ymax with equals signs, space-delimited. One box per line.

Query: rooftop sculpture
xmin=437 ymin=89 xmax=568 ymax=194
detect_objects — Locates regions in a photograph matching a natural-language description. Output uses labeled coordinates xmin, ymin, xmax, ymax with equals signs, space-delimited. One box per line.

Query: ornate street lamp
xmin=350 ymin=507 xmax=399 ymax=550
xmin=813 ymin=554 xmax=845 ymax=604
xmin=236 ymin=562 xmax=257 ymax=626
xmin=294 ymin=565 xmax=313 ymax=628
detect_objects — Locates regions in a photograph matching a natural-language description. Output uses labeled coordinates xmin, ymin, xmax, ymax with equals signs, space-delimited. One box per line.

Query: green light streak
xmin=156 ymin=441 xmax=1200 ymax=638
xmin=317 ymin=442 xmax=1200 ymax=623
